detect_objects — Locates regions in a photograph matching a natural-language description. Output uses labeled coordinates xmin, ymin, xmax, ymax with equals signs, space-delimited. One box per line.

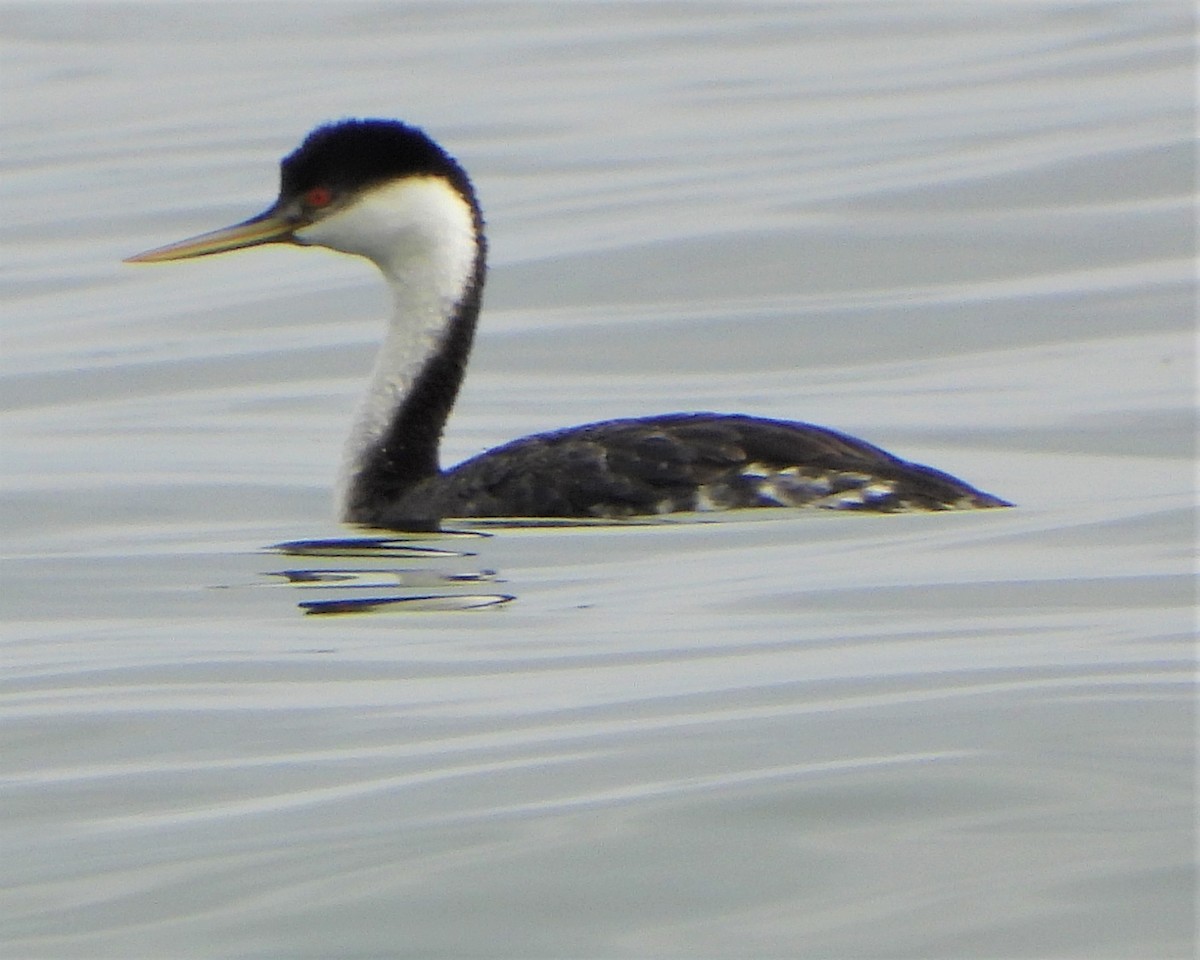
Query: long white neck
xmin=292 ymin=176 xmax=482 ymax=521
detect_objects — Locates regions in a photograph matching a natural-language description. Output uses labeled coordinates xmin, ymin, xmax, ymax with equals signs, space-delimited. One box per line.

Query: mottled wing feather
xmin=372 ymin=413 xmax=1008 ymax=524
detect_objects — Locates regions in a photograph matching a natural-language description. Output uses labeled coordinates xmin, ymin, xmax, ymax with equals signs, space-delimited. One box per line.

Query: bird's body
xmin=360 ymin=412 xmax=1003 ymax=525
xmin=127 ymin=119 xmax=1009 ymax=525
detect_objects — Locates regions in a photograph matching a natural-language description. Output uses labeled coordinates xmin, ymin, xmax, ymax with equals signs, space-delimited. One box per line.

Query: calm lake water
xmin=2 ymin=3 xmax=1195 ymax=957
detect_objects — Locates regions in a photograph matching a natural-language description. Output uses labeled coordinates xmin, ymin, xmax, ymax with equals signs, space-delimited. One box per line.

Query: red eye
xmin=304 ymin=186 xmax=334 ymax=208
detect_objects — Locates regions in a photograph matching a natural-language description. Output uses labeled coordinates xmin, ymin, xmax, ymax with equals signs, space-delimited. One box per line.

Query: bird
xmin=126 ymin=118 xmax=1009 ymax=527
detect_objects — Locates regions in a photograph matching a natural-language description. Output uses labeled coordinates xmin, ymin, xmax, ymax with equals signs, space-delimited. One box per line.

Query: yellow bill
xmin=125 ymin=207 xmax=297 ymax=263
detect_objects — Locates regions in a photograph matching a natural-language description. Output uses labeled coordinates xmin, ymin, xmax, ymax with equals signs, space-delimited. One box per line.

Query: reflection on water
xmin=268 ymin=568 xmax=498 ymax=588
xmin=298 ymin=593 xmax=513 ymax=615
xmin=269 ymin=534 xmax=481 ymax=557
xmin=266 ymin=535 xmax=512 ymax=614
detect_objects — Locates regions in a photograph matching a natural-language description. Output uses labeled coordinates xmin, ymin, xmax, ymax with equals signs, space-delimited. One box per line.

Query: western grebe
xmin=126 ymin=118 xmax=1009 ymax=526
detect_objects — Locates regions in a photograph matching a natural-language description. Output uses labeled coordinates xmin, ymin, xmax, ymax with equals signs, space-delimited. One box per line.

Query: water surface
xmin=1 ymin=3 xmax=1195 ymax=957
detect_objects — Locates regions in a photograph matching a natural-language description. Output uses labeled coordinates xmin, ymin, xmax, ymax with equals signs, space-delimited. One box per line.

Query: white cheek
xmin=293 ymin=203 xmax=382 ymax=256
xmin=293 ymin=177 xmax=476 ymax=275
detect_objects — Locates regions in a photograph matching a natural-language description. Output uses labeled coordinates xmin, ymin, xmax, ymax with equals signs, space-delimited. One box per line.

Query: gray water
xmin=1 ymin=3 xmax=1195 ymax=958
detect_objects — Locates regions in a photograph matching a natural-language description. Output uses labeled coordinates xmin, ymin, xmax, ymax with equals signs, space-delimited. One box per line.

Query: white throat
xmin=294 ymin=177 xmax=479 ymax=518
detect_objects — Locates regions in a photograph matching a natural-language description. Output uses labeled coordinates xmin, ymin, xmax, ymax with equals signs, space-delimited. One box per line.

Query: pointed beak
xmin=124 ymin=204 xmax=300 ymax=263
